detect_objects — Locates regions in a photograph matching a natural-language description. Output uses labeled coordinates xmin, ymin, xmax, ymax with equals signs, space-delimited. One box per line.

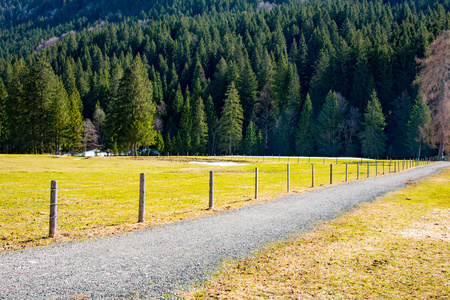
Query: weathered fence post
xmin=138 ymin=173 xmax=145 ymax=223
xmin=345 ymin=163 xmax=348 ymax=182
xmin=367 ymin=161 xmax=370 ymax=178
xmin=330 ymin=164 xmax=333 ymax=184
xmin=287 ymin=164 xmax=290 ymax=192
xmin=375 ymin=160 xmax=378 ymax=176
xmin=357 ymin=162 xmax=360 ymax=179
xmin=209 ymin=171 xmax=214 ymax=209
xmin=312 ymin=164 xmax=315 ymax=187
xmin=49 ymin=180 xmax=58 ymax=238
xmin=255 ymin=167 xmax=259 ymax=199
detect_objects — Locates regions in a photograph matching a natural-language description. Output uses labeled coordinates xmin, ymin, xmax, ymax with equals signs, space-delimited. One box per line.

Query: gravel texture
xmin=1 ymin=163 xmax=448 ymax=299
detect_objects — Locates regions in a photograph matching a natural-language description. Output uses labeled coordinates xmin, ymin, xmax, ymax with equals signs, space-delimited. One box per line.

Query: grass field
xmin=0 ymin=155 xmax=426 ymax=252
xmin=184 ymin=167 xmax=450 ymax=299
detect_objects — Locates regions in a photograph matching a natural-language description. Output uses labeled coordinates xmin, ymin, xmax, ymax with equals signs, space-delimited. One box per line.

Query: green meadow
xmin=0 ymin=155 xmax=421 ymax=251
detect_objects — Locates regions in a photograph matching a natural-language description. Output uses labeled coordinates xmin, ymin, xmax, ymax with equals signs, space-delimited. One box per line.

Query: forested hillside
xmin=0 ymin=0 xmax=449 ymax=158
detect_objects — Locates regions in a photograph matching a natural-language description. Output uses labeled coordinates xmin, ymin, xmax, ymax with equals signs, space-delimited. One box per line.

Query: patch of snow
xmin=189 ymin=161 xmax=248 ymax=167
xmin=257 ymin=2 xmax=277 ymax=12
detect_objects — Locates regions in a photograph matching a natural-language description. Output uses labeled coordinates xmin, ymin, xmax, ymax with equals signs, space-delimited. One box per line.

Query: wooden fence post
xmin=287 ymin=164 xmax=290 ymax=192
xmin=49 ymin=180 xmax=58 ymax=238
xmin=312 ymin=164 xmax=315 ymax=187
xmin=345 ymin=163 xmax=348 ymax=182
xmin=330 ymin=164 xmax=333 ymax=184
xmin=138 ymin=173 xmax=145 ymax=223
xmin=357 ymin=162 xmax=360 ymax=179
xmin=255 ymin=167 xmax=258 ymax=199
xmin=375 ymin=160 xmax=378 ymax=176
xmin=209 ymin=171 xmax=214 ymax=209
xmin=367 ymin=161 xmax=370 ymax=178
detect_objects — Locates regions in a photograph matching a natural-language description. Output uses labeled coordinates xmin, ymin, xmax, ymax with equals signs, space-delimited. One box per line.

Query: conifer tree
xmin=26 ymin=56 xmax=62 ymax=154
xmin=205 ymin=95 xmax=219 ymax=155
xmin=406 ymin=93 xmax=430 ymax=159
xmin=49 ymin=79 xmax=71 ymax=154
xmin=179 ymin=90 xmax=192 ymax=153
xmin=219 ymin=82 xmax=243 ymax=154
xmin=93 ymin=102 xmax=106 ymax=148
xmin=254 ymin=82 xmax=276 ymax=153
xmin=68 ymin=90 xmax=84 ymax=153
xmin=114 ymin=55 xmax=155 ymax=155
xmin=237 ymin=59 xmax=258 ymax=125
xmin=192 ymin=97 xmax=208 ymax=154
xmin=287 ymin=63 xmax=302 ymax=113
xmin=154 ymin=131 xmax=165 ymax=154
xmin=5 ymin=60 xmax=28 ymax=153
xmin=359 ymin=90 xmax=387 ymax=158
xmin=0 ymin=79 xmax=7 ymax=151
xmin=242 ymin=121 xmax=258 ymax=155
xmin=315 ymin=90 xmax=341 ymax=156
xmin=295 ymin=94 xmax=314 ymax=155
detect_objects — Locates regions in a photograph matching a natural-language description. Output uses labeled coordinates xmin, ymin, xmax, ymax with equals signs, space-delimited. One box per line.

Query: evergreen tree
xmin=26 ymin=56 xmax=62 ymax=154
xmin=93 ymin=102 xmax=106 ymax=148
xmin=241 ymin=121 xmax=258 ymax=155
xmin=406 ymin=93 xmax=430 ymax=159
xmin=5 ymin=60 xmax=28 ymax=153
xmin=0 ymin=79 xmax=7 ymax=151
xmin=237 ymin=59 xmax=258 ymax=127
xmin=205 ymin=95 xmax=219 ymax=155
xmin=218 ymin=82 xmax=243 ymax=154
xmin=67 ymin=90 xmax=84 ymax=153
xmin=114 ymin=55 xmax=156 ymax=155
xmin=254 ymin=82 xmax=276 ymax=153
xmin=295 ymin=94 xmax=314 ymax=155
xmin=315 ymin=90 xmax=341 ymax=156
xmin=179 ymin=90 xmax=192 ymax=153
xmin=49 ymin=78 xmax=71 ymax=154
xmin=359 ymin=90 xmax=387 ymax=158
xmin=191 ymin=97 xmax=208 ymax=154
xmin=154 ymin=131 xmax=165 ymax=154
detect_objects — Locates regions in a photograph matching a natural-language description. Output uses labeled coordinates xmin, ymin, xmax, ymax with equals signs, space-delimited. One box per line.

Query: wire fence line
xmin=0 ymin=157 xmax=433 ymax=241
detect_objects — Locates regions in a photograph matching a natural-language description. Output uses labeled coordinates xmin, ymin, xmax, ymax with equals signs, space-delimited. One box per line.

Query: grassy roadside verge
xmin=184 ymin=167 xmax=450 ymax=299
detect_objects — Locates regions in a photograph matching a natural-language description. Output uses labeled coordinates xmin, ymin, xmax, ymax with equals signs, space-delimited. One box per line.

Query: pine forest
xmin=0 ymin=0 xmax=449 ymax=159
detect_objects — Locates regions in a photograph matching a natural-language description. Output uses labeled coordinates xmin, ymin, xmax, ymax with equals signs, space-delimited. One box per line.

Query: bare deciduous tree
xmin=416 ymin=30 xmax=450 ymax=159
xmin=83 ymin=119 xmax=99 ymax=152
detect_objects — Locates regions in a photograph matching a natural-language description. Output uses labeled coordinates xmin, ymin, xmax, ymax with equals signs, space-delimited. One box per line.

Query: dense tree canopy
xmin=0 ymin=0 xmax=449 ymax=157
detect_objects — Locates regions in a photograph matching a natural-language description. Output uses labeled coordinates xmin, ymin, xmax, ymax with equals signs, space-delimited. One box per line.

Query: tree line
xmin=0 ymin=0 xmax=449 ymax=158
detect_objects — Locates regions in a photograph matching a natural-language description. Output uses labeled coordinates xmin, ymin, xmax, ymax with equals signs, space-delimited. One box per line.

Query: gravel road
xmin=1 ymin=163 xmax=448 ymax=299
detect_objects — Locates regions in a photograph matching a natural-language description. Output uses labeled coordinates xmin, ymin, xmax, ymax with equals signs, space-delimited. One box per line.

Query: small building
xmin=83 ymin=150 xmax=108 ymax=157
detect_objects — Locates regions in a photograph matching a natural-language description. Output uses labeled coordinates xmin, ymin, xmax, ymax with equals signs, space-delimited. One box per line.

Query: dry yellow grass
xmin=184 ymin=167 xmax=450 ymax=299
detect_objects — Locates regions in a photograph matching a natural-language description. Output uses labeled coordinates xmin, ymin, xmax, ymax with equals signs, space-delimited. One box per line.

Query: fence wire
xmin=0 ymin=159 xmax=431 ymax=237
